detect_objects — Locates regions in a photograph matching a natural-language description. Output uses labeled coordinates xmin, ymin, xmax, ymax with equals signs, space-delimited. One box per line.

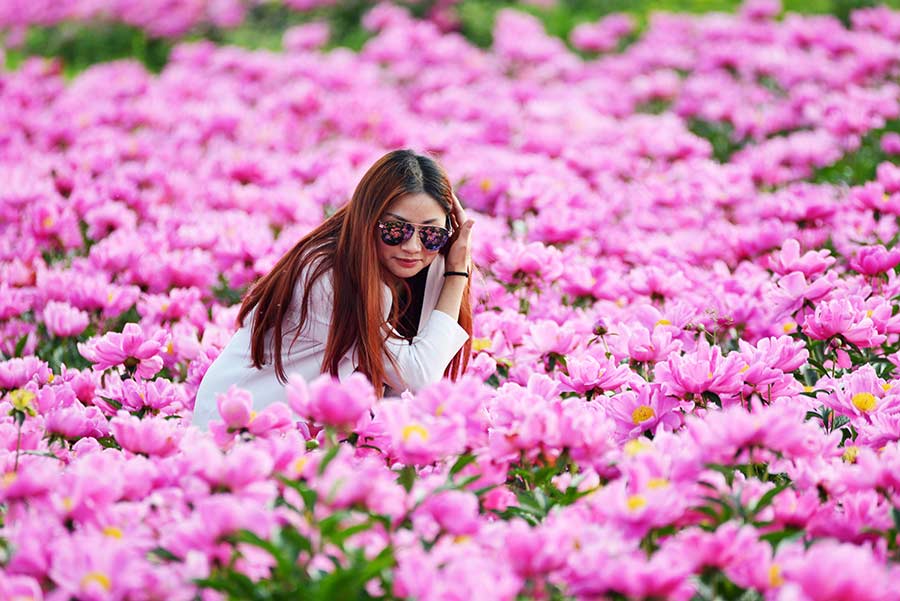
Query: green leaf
xmin=331 ymin=518 xmax=379 ymax=549
xmin=147 ymin=546 xmax=179 ymax=562
xmin=14 ymin=334 xmax=28 ymax=358
xmin=278 ymin=526 xmax=313 ymax=562
xmin=317 ymin=444 xmax=341 ymax=476
xmin=449 ymin=453 xmax=477 ymax=477
xmin=759 ymin=526 xmax=804 ymax=550
xmin=751 ymin=483 xmax=789 ymax=517
xmin=396 ymin=465 xmax=417 ymax=493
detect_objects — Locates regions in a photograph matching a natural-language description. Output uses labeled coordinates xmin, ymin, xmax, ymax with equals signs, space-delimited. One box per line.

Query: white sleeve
xmin=382 ymin=309 xmax=470 ymax=393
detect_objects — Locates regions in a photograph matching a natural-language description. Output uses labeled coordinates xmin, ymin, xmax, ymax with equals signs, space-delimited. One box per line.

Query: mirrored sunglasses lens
xmin=380 ymin=221 xmax=413 ymax=245
xmin=420 ymin=227 xmax=449 ymax=251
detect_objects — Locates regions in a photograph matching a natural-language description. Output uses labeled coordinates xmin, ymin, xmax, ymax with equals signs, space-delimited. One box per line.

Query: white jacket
xmin=191 ymin=253 xmax=469 ymax=429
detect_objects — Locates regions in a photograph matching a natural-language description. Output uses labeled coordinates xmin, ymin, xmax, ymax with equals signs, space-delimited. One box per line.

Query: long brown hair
xmin=236 ymin=149 xmax=473 ymax=395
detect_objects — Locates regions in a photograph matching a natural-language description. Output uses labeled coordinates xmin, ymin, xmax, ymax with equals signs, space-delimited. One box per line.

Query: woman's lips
xmin=395 ymin=258 xmax=419 ymax=267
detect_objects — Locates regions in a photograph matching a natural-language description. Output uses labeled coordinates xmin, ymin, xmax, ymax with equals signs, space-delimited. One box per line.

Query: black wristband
xmin=444 ymin=271 xmax=469 ymax=278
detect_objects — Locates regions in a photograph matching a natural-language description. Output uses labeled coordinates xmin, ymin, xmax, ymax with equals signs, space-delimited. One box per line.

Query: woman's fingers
xmin=448 ymin=218 xmax=474 ymax=272
xmin=451 ymin=190 xmax=467 ymax=226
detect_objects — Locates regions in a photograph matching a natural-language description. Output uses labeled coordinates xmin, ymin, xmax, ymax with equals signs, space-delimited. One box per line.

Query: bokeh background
xmin=5 ymin=0 xmax=900 ymax=76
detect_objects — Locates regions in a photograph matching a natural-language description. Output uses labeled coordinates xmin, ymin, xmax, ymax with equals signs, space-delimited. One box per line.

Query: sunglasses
xmin=376 ymin=220 xmax=452 ymax=252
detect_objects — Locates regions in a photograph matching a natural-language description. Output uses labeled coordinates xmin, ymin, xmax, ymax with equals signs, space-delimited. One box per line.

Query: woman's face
xmin=376 ymin=192 xmax=447 ymax=279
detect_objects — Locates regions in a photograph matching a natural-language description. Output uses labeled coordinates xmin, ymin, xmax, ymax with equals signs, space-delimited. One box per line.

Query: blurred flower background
xmin=5 ymin=1 xmax=900 ymax=600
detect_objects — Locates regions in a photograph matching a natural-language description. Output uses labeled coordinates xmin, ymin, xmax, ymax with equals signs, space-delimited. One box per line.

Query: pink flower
xmin=374 ymin=398 xmax=466 ymax=465
xmin=491 ymin=241 xmax=564 ymax=285
xmin=501 ymin=518 xmax=571 ymax=577
xmin=817 ymin=365 xmax=900 ymax=421
xmin=0 ymin=573 xmax=43 ymax=601
xmin=779 ymin=540 xmax=895 ymax=601
xmin=524 ymin=319 xmax=577 ymax=357
xmin=110 ymin=412 xmax=182 ymax=457
xmin=740 ymin=335 xmax=808 ymax=373
xmin=570 ymin=13 xmax=635 ymax=53
xmin=765 ymin=271 xmax=835 ymax=319
xmin=49 ymin=534 xmax=135 ymax=601
xmin=882 ymin=132 xmax=900 ymax=155
xmin=78 ymin=323 xmax=166 ymax=378
xmin=558 ymin=354 xmax=633 ymax=395
xmin=766 ymin=238 xmax=835 ymax=278
xmin=653 ymin=338 xmax=745 ymax=400
xmin=848 ymin=245 xmax=900 ymax=275
xmin=604 ymin=384 xmax=682 ymax=438
xmin=0 ymin=357 xmax=52 ymax=389
xmin=417 ymin=490 xmax=480 ymax=536
xmin=613 ymin=322 xmax=683 ymax=364
xmin=283 ymin=22 xmax=330 ymax=52
xmin=44 ymin=404 xmax=109 ymax=439
xmin=802 ymin=298 xmax=886 ymax=347
xmin=877 ymin=161 xmax=900 ymax=193
xmin=215 ymin=385 xmax=253 ymax=430
xmin=286 ymin=372 xmax=375 ymax=430
xmin=42 ymin=300 xmax=90 ymax=337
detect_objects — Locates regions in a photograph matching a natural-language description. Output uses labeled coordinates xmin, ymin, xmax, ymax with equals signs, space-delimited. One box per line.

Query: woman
xmin=192 ymin=149 xmax=474 ymax=429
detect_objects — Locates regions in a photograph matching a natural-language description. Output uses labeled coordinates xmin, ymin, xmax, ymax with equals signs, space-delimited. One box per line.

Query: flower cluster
xmin=3 ymin=2 xmax=900 ymax=600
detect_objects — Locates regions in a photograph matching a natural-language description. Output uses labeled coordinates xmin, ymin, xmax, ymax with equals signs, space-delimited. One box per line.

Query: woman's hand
xmin=446 ymin=191 xmax=474 ymax=273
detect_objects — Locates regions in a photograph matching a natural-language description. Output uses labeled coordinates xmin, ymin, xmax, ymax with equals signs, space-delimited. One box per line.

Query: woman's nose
xmin=400 ymin=229 xmax=422 ymax=252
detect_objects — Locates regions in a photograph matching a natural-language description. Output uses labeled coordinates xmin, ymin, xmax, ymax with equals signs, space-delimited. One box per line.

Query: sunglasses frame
xmin=376 ymin=219 xmax=453 ymax=252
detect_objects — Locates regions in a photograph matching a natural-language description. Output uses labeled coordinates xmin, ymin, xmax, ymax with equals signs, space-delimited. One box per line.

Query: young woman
xmin=192 ymin=149 xmax=475 ymax=429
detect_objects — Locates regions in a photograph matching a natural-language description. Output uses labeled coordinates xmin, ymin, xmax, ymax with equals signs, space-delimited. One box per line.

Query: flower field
xmin=4 ymin=2 xmax=900 ymax=599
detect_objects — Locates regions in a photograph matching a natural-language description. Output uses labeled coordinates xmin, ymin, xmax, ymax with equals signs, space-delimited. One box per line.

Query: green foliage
xmin=688 ymin=119 xmax=748 ymax=163
xmin=4 ymin=22 xmax=171 ymax=77
xmin=191 ymin=476 xmax=396 ymax=601
xmin=810 ymin=118 xmax=900 ymax=187
xmin=495 ymin=451 xmax=598 ymax=525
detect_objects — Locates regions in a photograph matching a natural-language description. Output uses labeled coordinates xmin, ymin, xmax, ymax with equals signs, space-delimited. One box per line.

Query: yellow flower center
xmin=842 ymin=446 xmax=859 ymax=463
xmin=80 ymin=572 xmax=111 ymax=592
xmin=62 ymin=497 xmax=74 ymax=511
xmin=479 ymin=178 xmax=492 ymax=192
xmin=782 ymin=322 xmax=797 ymax=334
xmin=631 ymin=405 xmax=655 ymax=425
xmin=471 ymin=337 xmax=492 ymax=352
xmin=626 ymin=495 xmax=647 ymax=511
xmin=434 ymin=404 xmax=445 ymax=417
xmin=740 ymin=364 xmax=750 ymax=373
xmin=166 ymin=341 xmax=174 ymax=355
xmin=647 ymin=478 xmax=669 ymax=489
xmin=48 ymin=374 xmax=55 ymax=383
xmin=624 ymin=439 xmax=652 ymax=456
xmin=102 ymin=526 xmax=123 ymax=539
xmin=292 ymin=456 xmax=309 ymax=475
xmin=453 ymin=535 xmax=471 ymax=544
xmin=866 ymin=310 xmax=874 ymax=318
xmin=655 ymin=319 xmax=672 ymax=327
xmin=2 ymin=472 xmax=16 ymax=487
xmin=882 ymin=383 xmax=892 ymax=392
xmin=9 ymin=389 xmax=37 ymax=415
xmin=401 ymin=424 xmax=429 ymax=442
xmin=160 ymin=303 xmax=170 ymax=313
xmin=42 ymin=216 xmax=55 ymax=228
xmin=803 ymin=385 xmax=813 ymax=393
xmin=851 ymin=392 xmax=877 ymax=413
xmin=769 ymin=564 xmax=784 ymax=588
